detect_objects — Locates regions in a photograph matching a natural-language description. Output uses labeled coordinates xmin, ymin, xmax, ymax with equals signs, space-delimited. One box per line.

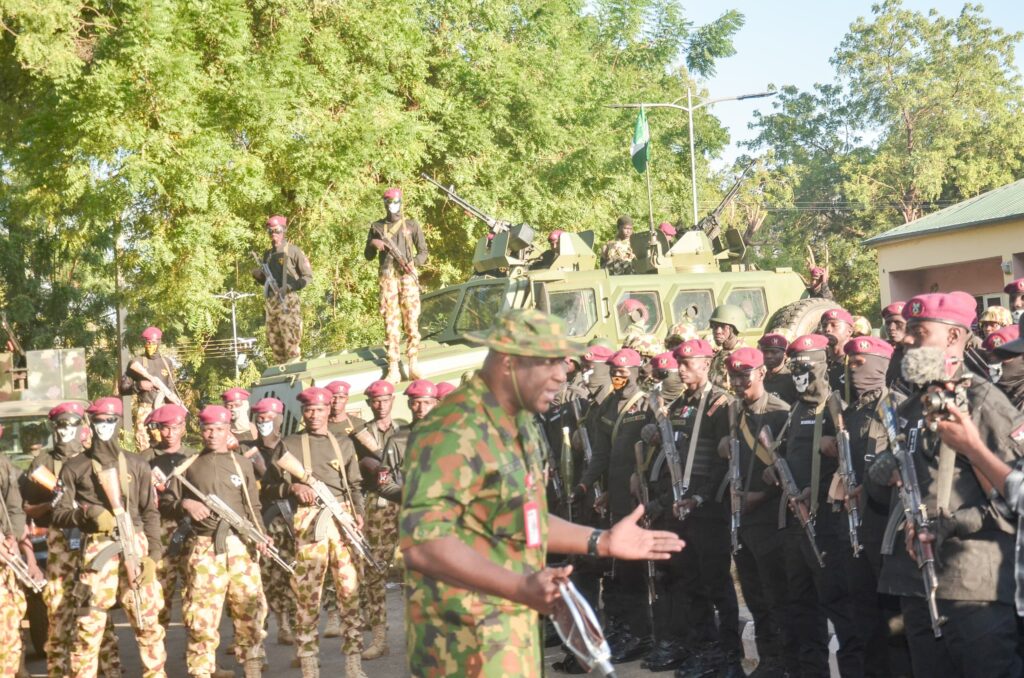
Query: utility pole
xmin=214 ymin=290 xmax=255 ymax=378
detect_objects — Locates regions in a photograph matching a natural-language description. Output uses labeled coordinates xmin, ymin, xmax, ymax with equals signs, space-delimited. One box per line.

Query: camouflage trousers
xmin=133 ymin=401 xmax=154 ymax=452
xmin=265 ymin=292 xmax=302 ymax=363
xmin=291 ymin=505 xmax=361 ymax=657
xmin=157 ymin=519 xmax=189 ymax=627
xmin=0 ymin=566 xmax=27 ymax=677
xmin=183 ymin=535 xmax=267 ymax=675
xmin=71 ymin=533 xmax=166 ymax=678
xmin=44 ymin=528 xmax=121 ymax=678
xmin=261 ymin=513 xmax=297 ymax=621
xmin=379 ymin=272 xmax=421 ymax=366
xmin=362 ymin=497 xmax=400 ymax=630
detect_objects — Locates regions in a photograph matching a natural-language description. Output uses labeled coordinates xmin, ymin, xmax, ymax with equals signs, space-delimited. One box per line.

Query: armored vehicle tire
xmin=766 ymin=297 xmax=840 ymax=339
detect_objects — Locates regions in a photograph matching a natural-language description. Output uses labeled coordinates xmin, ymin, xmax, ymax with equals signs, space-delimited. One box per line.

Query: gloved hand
xmin=86 ymin=505 xmax=116 ymax=533
xmin=645 ymin=500 xmax=664 ymax=523
xmin=140 ymin=557 xmax=157 ymax=585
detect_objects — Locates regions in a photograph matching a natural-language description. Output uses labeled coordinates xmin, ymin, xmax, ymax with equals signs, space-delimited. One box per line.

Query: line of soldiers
xmin=540 ymin=281 xmax=1024 ymax=678
xmin=0 ymin=373 xmax=452 ymax=678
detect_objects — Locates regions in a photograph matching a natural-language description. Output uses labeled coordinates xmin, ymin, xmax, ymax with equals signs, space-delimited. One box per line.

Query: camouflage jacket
xmin=709 ymin=338 xmax=747 ymax=390
xmin=600 ymin=238 xmax=635 ymax=275
xmin=399 ymin=375 xmax=549 ymax=677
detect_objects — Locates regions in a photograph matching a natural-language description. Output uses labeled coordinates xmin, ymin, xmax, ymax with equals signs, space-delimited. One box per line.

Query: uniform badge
xmin=1011 ymin=423 xmax=1024 ymax=444
xmin=329 ymin=459 xmax=341 ymax=471
xmin=229 ymin=474 xmax=243 ymax=487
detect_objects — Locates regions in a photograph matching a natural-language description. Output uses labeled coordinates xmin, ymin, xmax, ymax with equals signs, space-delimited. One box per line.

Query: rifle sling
xmin=680 ymin=383 xmax=713 ymax=494
xmin=301 ymin=431 xmax=354 ymax=515
xmin=90 ymin=453 xmax=131 ymax=510
xmin=810 ymin=400 xmax=827 ymax=516
xmin=611 ymin=391 xmax=647 ymax=449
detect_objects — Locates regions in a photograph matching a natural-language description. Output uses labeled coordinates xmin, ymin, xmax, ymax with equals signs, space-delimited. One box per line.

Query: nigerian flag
xmin=630 ymin=108 xmax=650 ymax=174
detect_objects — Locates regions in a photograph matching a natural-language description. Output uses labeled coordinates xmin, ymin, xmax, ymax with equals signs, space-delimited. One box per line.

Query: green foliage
xmin=0 ymin=0 xmax=741 ymax=397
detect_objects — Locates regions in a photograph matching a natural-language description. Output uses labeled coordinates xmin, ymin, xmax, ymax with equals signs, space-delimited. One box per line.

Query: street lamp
xmin=609 ymin=87 xmax=776 ymax=226
xmin=214 ymin=290 xmax=255 ymax=378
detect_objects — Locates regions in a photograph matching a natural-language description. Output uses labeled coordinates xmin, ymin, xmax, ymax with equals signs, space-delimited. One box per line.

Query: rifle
xmin=650 ymin=391 xmax=687 ymax=521
xmin=95 ymin=467 xmax=145 ymax=624
xmin=878 ymin=397 xmax=945 ymax=637
xmin=826 ymin=393 xmax=862 ymax=557
xmin=757 ymin=426 xmax=826 ymax=568
xmin=570 ymin=399 xmax=606 ymax=518
xmin=127 ymin=360 xmax=183 ymax=409
xmin=275 ymin=451 xmax=384 ymax=575
xmin=727 ymin=401 xmax=743 ymax=555
xmin=250 ymin=251 xmax=286 ymax=302
xmin=168 ymin=466 xmax=295 ymax=575
xmin=560 ymin=425 xmax=575 ymax=522
xmin=28 ymin=465 xmax=64 ymax=507
xmin=550 ymin=580 xmax=617 ymax=677
xmin=420 ymin=172 xmax=513 ymax=235
xmin=0 ymin=540 xmax=43 ymax=594
xmin=632 ymin=441 xmax=657 ymax=633
xmin=0 ymin=311 xmax=23 ymax=356
xmin=369 ymin=224 xmax=415 ymax=276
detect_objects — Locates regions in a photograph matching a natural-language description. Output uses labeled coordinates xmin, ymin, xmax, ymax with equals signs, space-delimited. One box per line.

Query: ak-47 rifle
xmin=649 ymin=391 xmax=687 ymax=519
xmin=570 ymin=400 xmax=606 ymax=518
xmin=28 ymin=465 xmax=64 ymax=507
xmin=275 ymin=451 xmax=384 ymax=575
xmin=0 ymin=312 xmax=23 ymax=356
xmin=249 ymin=251 xmax=286 ymax=302
xmin=368 ymin=224 xmax=415 ymax=276
xmin=560 ymin=425 xmax=575 ymax=523
xmin=878 ymin=397 xmax=945 ymax=637
xmin=758 ymin=426 xmax=826 ymax=568
xmin=127 ymin=360 xmax=183 ymax=409
xmin=632 ymin=441 xmax=657 ymax=632
xmin=95 ymin=467 xmax=145 ymax=624
xmin=727 ymin=401 xmax=743 ymax=555
xmin=826 ymin=393 xmax=862 ymax=557
xmin=0 ymin=490 xmax=43 ymax=593
xmin=420 ymin=173 xmax=513 ymax=235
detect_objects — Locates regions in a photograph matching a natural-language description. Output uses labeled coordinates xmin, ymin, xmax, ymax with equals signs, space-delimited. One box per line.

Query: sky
xmin=684 ymin=1 xmax=1024 ymax=166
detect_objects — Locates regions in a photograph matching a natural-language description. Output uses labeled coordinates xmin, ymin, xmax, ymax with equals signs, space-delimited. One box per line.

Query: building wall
xmin=873 ymin=217 xmax=1024 ymax=305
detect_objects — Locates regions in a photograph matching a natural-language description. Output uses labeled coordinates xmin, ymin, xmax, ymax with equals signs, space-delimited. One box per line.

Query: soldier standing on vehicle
xmin=164 ymin=405 xmax=268 ymax=678
xmin=600 ymin=214 xmax=636 ymax=274
xmin=52 ymin=397 xmax=167 ymax=678
xmin=21 ymin=402 xmax=122 ymax=678
xmin=267 ymin=387 xmax=366 ymax=678
xmin=252 ymin=215 xmax=314 ymax=364
xmin=120 ymin=326 xmax=178 ymax=452
xmin=759 ymin=333 xmax=797 ymax=405
xmin=365 ymin=187 xmax=429 ymax=383
xmin=399 ymin=309 xmax=684 ymax=677
xmin=708 ymin=304 xmax=749 ymax=390
xmin=326 ymin=380 xmax=366 ymax=437
xmin=806 ymin=265 xmax=833 ymax=300
xmin=820 ymin=307 xmax=854 ymax=400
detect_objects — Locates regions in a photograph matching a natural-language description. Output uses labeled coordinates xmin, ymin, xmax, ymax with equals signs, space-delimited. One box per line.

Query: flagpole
xmin=643 ymin=107 xmax=655 ymax=233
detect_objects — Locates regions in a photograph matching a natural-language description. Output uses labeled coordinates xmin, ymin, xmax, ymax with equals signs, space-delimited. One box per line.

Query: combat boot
xmin=361 ymin=623 xmax=389 ymax=659
xmin=407 ymin=355 xmax=422 ymax=380
xmin=244 ymin=657 xmax=263 ymax=678
xmin=276 ymin=611 xmax=294 ymax=644
xmin=384 ymin=362 xmax=401 ymax=384
xmin=323 ymin=608 xmax=342 ymax=637
xmin=212 ymin=667 xmax=236 ymax=678
xmin=300 ymin=656 xmax=319 ymax=678
xmin=345 ymin=653 xmax=369 ymax=678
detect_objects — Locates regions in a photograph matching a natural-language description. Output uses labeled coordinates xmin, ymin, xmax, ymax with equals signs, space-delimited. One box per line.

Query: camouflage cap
xmin=465 ymin=308 xmax=587 ymax=359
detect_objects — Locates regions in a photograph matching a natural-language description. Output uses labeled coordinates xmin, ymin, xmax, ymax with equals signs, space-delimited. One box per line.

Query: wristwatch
xmin=586 ymin=529 xmax=605 ymax=557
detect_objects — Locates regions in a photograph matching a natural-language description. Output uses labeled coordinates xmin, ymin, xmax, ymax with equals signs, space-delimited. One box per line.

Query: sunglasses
xmin=266 ymin=227 xmax=285 ymax=235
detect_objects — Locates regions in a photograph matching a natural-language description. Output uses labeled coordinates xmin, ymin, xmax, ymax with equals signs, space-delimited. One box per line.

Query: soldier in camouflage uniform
xmin=600 ymin=214 xmax=636 ymax=274
xmin=119 ymin=325 xmax=178 ymax=452
xmin=252 ymin=215 xmax=314 ymax=364
xmin=0 ymin=450 xmax=30 ymax=678
xmin=708 ymin=304 xmax=749 ymax=390
xmin=400 ymin=309 xmax=684 ymax=677
xmin=165 ymin=405 xmax=268 ymax=678
xmin=21 ymin=402 xmax=122 ymax=678
xmin=266 ymin=387 xmax=366 ymax=678
xmin=366 ymin=187 xmax=429 ymax=383
xmin=52 ymin=397 xmax=167 ymax=678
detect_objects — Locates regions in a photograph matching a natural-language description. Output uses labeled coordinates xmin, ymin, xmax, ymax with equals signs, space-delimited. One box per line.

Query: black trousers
xmin=736 ymin=521 xmax=793 ymax=664
xmin=679 ymin=511 xmax=741 ymax=654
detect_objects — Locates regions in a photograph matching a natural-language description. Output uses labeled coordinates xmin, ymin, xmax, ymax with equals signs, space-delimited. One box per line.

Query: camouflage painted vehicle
xmin=251 ymin=216 xmax=835 ymax=431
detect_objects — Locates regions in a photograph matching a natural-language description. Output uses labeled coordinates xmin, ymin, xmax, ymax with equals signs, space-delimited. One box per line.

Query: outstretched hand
xmin=606 ymin=504 xmax=685 ymax=561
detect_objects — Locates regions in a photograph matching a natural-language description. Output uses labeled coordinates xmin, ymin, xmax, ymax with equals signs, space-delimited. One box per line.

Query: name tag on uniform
xmin=524 ymin=500 xmax=541 ymax=548
xmin=800 ymin=419 xmax=816 ymax=426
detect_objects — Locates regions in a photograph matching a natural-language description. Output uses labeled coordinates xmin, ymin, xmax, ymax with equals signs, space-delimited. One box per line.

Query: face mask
xmin=611 ymin=375 xmax=628 ymax=391
xmin=144 ymin=344 xmax=157 ymax=358
xmin=1014 ymin=309 xmax=1024 ymax=323
xmin=989 ymin=362 xmax=1004 ymax=383
xmin=94 ymin=421 xmax=117 ymax=442
xmin=256 ymin=421 xmax=275 ymax=437
xmin=56 ymin=425 xmax=79 ymax=444
xmin=387 ymin=202 xmax=401 ymax=215
xmin=793 ymin=371 xmax=810 ymax=393
xmin=850 ymin=355 xmax=888 ymax=395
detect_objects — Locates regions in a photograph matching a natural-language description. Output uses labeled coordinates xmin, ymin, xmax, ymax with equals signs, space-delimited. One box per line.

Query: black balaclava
xmin=791 ymin=353 xmax=830 ymax=404
xmin=587 ymin=363 xmax=612 ymax=397
xmin=52 ymin=415 xmax=84 ymax=459
xmin=659 ymin=371 xmax=685 ymax=403
xmin=996 ymin=356 xmax=1024 ymax=409
xmin=89 ymin=416 xmax=122 ymax=464
xmin=850 ymin=355 xmax=889 ymax=397
xmin=613 ymin=367 xmax=640 ymax=398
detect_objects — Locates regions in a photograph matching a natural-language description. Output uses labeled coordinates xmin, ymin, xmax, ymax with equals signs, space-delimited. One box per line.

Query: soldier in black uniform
xmin=652 ymin=351 xmax=685 ymax=404
xmin=820 ymin=307 xmax=854 ymax=402
xmin=881 ymin=292 xmax=1024 ymax=677
xmin=778 ymin=335 xmax=863 ymax=678
xmin=881 ymin=301 xmax=909 ymax=390
xmin=326 ymin=381 xmax=366 ymax=437
xmin=760 ymin=333 xmax=798 ymax=405
xmin=725 ymin=348 xmax=794 ymax=677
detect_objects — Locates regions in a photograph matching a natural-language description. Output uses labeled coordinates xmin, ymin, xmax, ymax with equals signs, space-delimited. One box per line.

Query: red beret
xmin=548 ymin=229 xmax=563 ymax=244
xmin=221 ymin=387 xmax=250 ymax=404
xmin=87 ymin=397 xmax=123 ymax=417
xmin=150 ymin=404 xmax=188 ymax=427
xmin=252 ymin=397 xmax=284 ymax=415
xmin=882 ymin=301 xmax=906 ymax=319
xmin=583 ymin=344 xmax=614 ymax=363
xmin=821 ymin=307 xmax=853 ymax=325
xmin=652 ymin=352 xmax=678 ymax=371
xmin=365 ymin=380 xmax=395 ymax=398
xmin=658 ymin=222 xmax=677 ymax=237
xmin=811 ymin=266 xmax=826 ymax=277
xmin=674 ymin=339 xmax=715 ymax=360
xmin=383 ymin=187 xmax=402 ymax=200
xmin=198 ymin=405 xmax=231 ymax=425
xmin=49 ymin=401 xmax=85 ymax=420
xmin=787 ymin=334 xmax=830 ymax=356
xmin=325 ymin=380 xmax=351 ymax=396
xmin=984 ymin=325 xmax=1021 ymax=352
xmin=726 ymin=347 xmax=764 ymax=372
xmin=1004 ymin=278 xmax=1024 ymax=295
xmin=618 ymin=299 xmax=648 ymax=319
xmin=404 ymin=379 xmax=438 ymax=399
xmin=141 ymin=326 xmax=163 ymax=341
xmin=297 ymin=387 xmax=332 ymax=406
xmin=266 ymin=215 xmax=287 ymax=229
xmin=903 ymin=291 xmax=977 ymax=329
xmin=758 ymin=333 xmax=789 ymax=351
xmin=435 ymin=382 xmax=456 ymax=399
xmin=843 ymin=336 xmax=894 ymax=359
xmin=608 ymin=348 xmax=642 ymax=368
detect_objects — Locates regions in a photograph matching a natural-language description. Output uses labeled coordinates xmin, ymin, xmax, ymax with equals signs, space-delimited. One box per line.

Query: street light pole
xmin=610 ymin=88 xmax=776 ymax=226
xmin=214 ymin=290 xmax=255 ymax=378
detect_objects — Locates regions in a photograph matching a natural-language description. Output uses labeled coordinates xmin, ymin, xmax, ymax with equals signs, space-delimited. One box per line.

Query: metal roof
xmin=864 ymin=177 xmax=1024 ymax=247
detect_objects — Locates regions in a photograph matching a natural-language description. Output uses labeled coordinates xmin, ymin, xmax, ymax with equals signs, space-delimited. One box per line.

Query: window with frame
xmin=671 ymin=290 xmax=715 ymax=331
xmin=548 ymin=289 xmax=598 ymax=337
xmin=726 ymin=287 xmax=768 ymax=328
xmin=615 ymin=291 xmax=662 ymax=333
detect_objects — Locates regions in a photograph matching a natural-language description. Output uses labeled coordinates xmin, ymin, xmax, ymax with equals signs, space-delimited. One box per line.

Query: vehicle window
xmin=616 ymin=291 xmax=662 ymax=333
xmin=455 ymin=283 xmax=509 ymax=334
xmin=419 ymin=288 xmax=462 ymax=340
xmin=671 ymin=290 xmax=715 ymax=331
xmin=549 ymin=289 xmax=598 ymax=337
xmin=726 ymin=287 xmax=769 ymax=328
xmin=0 ymin=418 xmax=52 ymax=469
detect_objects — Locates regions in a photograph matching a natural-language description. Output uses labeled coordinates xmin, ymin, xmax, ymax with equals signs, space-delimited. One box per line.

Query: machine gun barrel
xmin=695 ymin=160 xmax=754 ymax=242
xmin=420 ymin=173 xmax=512 ymax=234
